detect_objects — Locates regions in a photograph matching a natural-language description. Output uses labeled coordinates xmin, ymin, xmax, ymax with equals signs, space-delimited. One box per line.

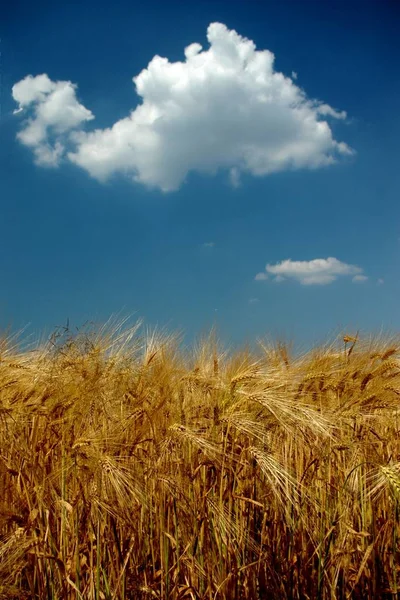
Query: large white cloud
xmin=255 ymin=257 xmax=365 ymax=285
xmin=12 ymin=23 xmax=353 ymax=190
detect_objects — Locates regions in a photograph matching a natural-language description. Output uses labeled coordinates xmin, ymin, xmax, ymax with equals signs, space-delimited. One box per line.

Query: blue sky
xmin=1 ymin=0 xmax=400 ymax=348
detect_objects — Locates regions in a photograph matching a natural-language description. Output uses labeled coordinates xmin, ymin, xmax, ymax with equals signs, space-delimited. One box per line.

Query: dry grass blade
xmin=248 ymin=447 xmax=301 ymax=509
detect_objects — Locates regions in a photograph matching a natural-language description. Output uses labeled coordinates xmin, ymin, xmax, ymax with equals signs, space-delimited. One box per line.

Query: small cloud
xmin=273 ymin=275 xmax=285 ymax=283
xmin=248 ymin=297 xmax=259 ymax=304
xmin=12 ymin=74 xmax=94 ymax=167
xmin=184 ymin=43 xmax=203 ymax=59
xmin=203 ymin=241 xmax=215 ymax=248
xmin=229 ymin=167 xmax=241 ymax=188
xmin=352 ymin=275 xmax=368 ymax=283
xmin=291 ymin=71 xmax=298 ymax=80
xmin=255 ymin=272 xmax=268 ymax=281
xmin=256 ymin=257 xmax=365 ymax=286
xmin=316 ymin=103 xmax=347 ymax=120
xmin=377 ymin=278 xmax=384 ymax=285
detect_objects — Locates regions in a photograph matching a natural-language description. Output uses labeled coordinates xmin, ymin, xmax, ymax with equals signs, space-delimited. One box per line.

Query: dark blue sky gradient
xmin=1 ymin=0 xmax=400 ymax=348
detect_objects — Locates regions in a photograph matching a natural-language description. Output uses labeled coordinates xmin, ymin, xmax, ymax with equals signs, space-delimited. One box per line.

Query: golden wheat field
xmin=1 ymin=320 xmax=400 ymax=599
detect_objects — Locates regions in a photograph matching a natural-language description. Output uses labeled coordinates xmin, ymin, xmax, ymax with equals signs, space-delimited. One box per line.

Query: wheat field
xmin=1 ymin=320 xmax=400 ymax=599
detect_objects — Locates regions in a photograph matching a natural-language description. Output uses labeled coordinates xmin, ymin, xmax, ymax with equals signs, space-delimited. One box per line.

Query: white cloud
xmin=316 ymin=104 xmax=347 ymax=120
xmin=377 ymin=278 xmax=384 ymax=285
xmin=352 ymin=274 xmax=368 ymax=283
xmin=12 ymin=74 xmax=94 ymax=167
xmin=13 ymin=73 xmax=55 ymax=106
xmin=256 ymin=257 xmax=364 ymax=285
xmin=12 ymin=23 xmax=353 ymax=190
xmin=272 ymin=275 xmax=285 ymax=283
xmin=229 ymin=167 xmax=241 ymax=188
xmin=203 ymin=241 xmax=215 ymax=248
xmin=248 ymin=297 xmax=259 ymax=304
xmin=255 ymin=272 xmax=268 ymax=281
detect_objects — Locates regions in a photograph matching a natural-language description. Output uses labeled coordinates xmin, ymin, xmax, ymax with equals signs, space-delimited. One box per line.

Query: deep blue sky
xmin=1 ymin=0 xmax=400 ymax=348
